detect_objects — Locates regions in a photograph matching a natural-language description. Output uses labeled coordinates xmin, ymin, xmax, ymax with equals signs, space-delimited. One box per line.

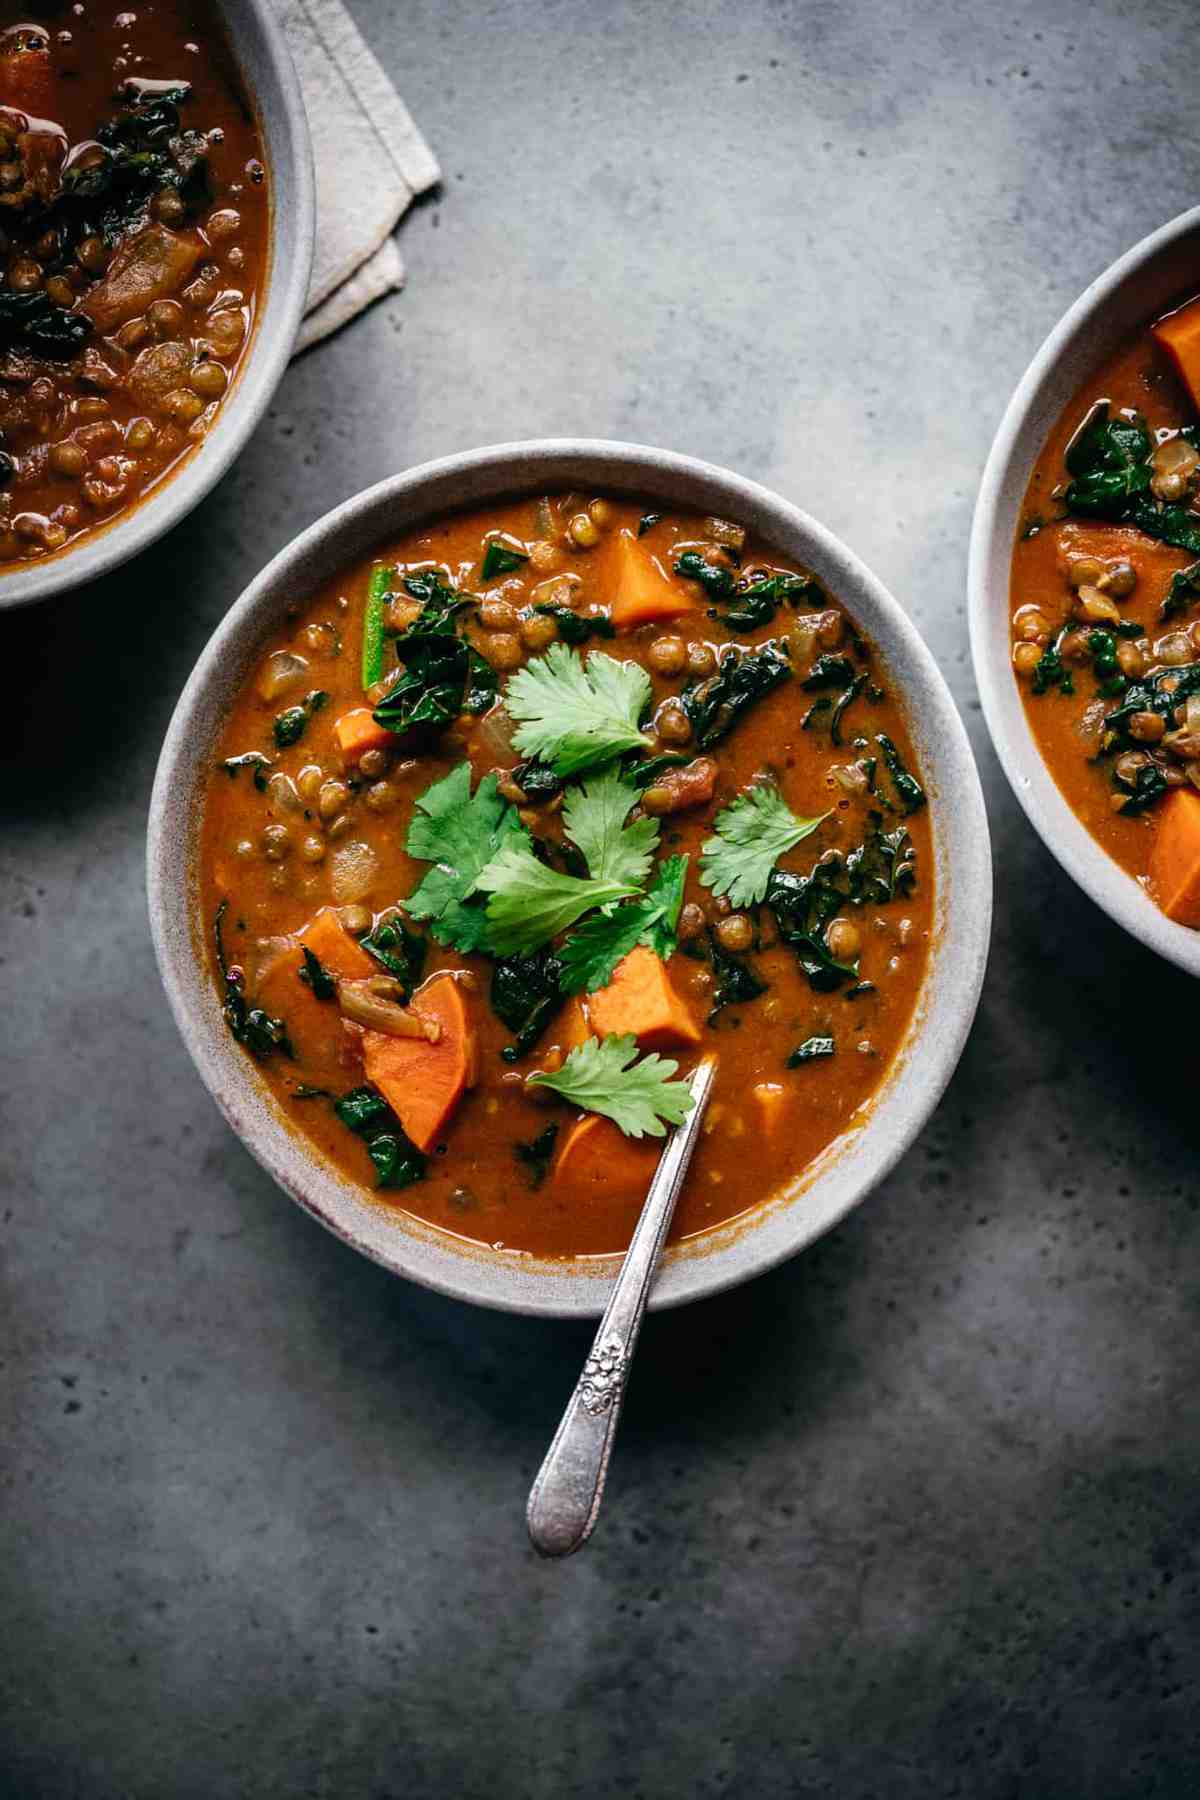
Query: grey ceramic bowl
xmin=969 ymin=206 xmax=1200 ymax=977
xmin=148 ymin=440 xmax=992 ymax=1318
xmin=0 ymin=0 xmax=314 ymax=611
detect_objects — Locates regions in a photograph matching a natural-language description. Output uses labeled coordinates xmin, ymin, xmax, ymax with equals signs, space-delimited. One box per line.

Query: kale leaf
xmin=359 ymin=918 xmax=427 ymax=996
xmin=876 ymin=734 xmax=926 ymax=814
xmin=334 ymin=1085 xmax=425 ymax=1188
xmin=491 ymin=948 xmax=564 ymax=1057
xmin=214 ymin=902 xmax=292 ymax=1060
xmin=706 ymin=928 xmax=767 ymax=1024
xmin=788 ymin=1035 xmax=835 ymax=1065
xmin=532 ymin=604 xmax=615 ymax=645
xmin=514 ymin=1123 xmax=559 ymax=1189
xmin=298 ymin=947 xmax=336 ymax=1001
xmin=681 ymin=641 xmax=791 ymax=748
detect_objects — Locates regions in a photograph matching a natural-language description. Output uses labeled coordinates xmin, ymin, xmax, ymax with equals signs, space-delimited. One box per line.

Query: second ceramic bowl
xmin=148 ymin=440 xmax=992 ymax=1317
xmin=969 ymin=205 xmax=1200 ymax=977
xmin=0 ymin=0 xmax=315 ymax=611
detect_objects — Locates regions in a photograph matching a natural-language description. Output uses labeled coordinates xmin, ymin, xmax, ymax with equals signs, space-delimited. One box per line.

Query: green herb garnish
xmin=401 ymin=764 xmax=527 ymax=952
xmin=505 ymin=644 xmax=654 ymax=775
xmin=527 ymin=1033 xmax=694 ymax=1138
xmin=700 ymin=783 xmax=828 ymax=908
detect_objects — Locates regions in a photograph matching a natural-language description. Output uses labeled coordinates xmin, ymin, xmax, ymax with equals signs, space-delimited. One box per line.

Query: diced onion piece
xmin=257 ymin=649 xmax=308 ymax=702
xmin=337 ymin=982 xmax=440 ymax=1042
xmin=329 ymin=839 xmax=379 ymax=904
xmin=705 ymin=516 xmax=746 ymax=549
xmin=475 ymin=702 xmax=518 ymax=761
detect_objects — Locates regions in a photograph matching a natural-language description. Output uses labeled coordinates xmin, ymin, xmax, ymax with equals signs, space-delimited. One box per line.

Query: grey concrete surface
xmin=2 ymin=0 xmax=1199 ymax=1793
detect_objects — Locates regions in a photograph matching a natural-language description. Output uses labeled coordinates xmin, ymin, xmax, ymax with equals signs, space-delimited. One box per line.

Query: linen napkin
xmin=273 ymin=0 xmax=440 ymax=352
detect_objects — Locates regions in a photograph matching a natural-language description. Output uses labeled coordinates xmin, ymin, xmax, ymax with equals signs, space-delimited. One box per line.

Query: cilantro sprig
xmin=505 ymin=644 xmax=654 ymax=775
xmin=558 ymin=855 xmax=688 ymax=994
xmin=401 ymin=764 xmax=527 ymax=952
xmin=474 ymin=843 xmax=638 ymax=956
xmin=527 ymin=1033 xmax=694 ymax=1138
xmin=700 ymin=783 xmax=828 ymax=908
xmin=562 ymin=765 xmax=659 ymax=887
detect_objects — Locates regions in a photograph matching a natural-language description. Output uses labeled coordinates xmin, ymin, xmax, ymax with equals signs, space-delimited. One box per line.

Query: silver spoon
xmin=526 ymin=1056 xmax=718 ymax=1558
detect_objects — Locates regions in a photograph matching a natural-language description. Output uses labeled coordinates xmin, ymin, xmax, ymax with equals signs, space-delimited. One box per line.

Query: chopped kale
xmin=845 ymin=816 xmax=916 ymax=904
xmin=298 ymin=947 xmax=336 ymax=1001
xmin=273 ymin=689 xmax=328 ymax=749
xmin=221 ymin=751 xmax=273 ymax=791
xmin=788 ymin=1035 xmax=835 ymax=1065
xmin=1161 ymin=562 xmax=1200 ymax=621
xmin=481 ymin=540 xmax=528 ymax=581
xmin=706 ymin=928 xmax=767 ymax=1024
xmin=830 ymin=672 xmax=868 ymax=745
xmin=766 ymin=866 xmax=858 ymax=993
xmin=802 ymin=654 xmax=858 ymax=691
xmin=719 ymin=572 xmax=821 ymax=631
xmin=1031 ymin=629 xmax=1075 ymax=698
xmin=801 ymin=696 xmax=833 ymax=730
xmin=1063 ymin=405 xmax=1200 ymax=554
xmin=1020 ymin=515 xmax=1044 ymax=540
xmin=1115 ymin=763 xmax=1170 ymax=814
xmin=1104 ymin=659 xmax=1200 ymax=750
xmin=334 ymin=1085 xmax=425 ymax=1188
xmin=532 ymin=604 xmax=615 ymax=645
xmin=675 ymin=550 xmax=736 ymax=603
xmin=359 ymin=918 xmax=426 ymax=995
xmin=876 ymin=734 xmax=926 ymax=814
xmin=491 ymin=948 xmax=564 ymax=1057
xmin=214 ymin=902 xmax=292 ymax=1060
xmin=638 ymin=512 xmax=663 ymax=536
xmin=512 ymin=760 xmax=564 ymax=802
xmin=514 ymin=1123 xmax=559 ymax=1189
xmin=373 ymin=572 xmax=494 ymax=734
xmin=681 ymin=641 xmax=791 ymax=748
xmin=626 ymin=752 xmax=692 ymax=789
xmin=0 ymin=290 xmax=91 ymax=357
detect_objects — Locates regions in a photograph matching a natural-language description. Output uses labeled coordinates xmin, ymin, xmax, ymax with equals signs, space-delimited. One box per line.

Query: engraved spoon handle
xmin=526 ymin=1057 xmax=718 ymax=1558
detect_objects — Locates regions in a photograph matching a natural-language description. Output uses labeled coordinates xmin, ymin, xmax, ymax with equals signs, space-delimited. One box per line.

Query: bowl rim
xmin=968 ymin=204 xmax=1200 ymax=978
xmin=148 ymin=438 xmax=992 ymax=1317
xmin=0 ymin=0 xmax=315 ymax=612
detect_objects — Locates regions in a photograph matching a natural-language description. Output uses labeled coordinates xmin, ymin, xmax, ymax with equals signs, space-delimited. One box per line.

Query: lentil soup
xmin=1011 ymin=292 xmax=1200 ymax=926
xmin=200 ymin=494 xmax=934 ymax=1260
xmin=0 ymin=0 xmax=267 ymax=564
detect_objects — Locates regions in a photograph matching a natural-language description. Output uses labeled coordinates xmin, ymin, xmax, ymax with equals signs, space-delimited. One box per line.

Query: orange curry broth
xmin=0 ymin=1 xmax=268 ymax=564
xmin=1010 ymin=304 xmax=1200 ymax=890
xmin=200 ymin=496 xmax=934 ymax=1259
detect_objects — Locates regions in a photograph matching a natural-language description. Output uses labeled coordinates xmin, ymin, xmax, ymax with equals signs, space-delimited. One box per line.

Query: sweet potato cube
xmin=586 ymin=945 xmax=700 ymax=1053
xmin=1149 ymin=787 xmax=1200 ymax=927
xmin=334 ymin=706 xmax=396 ymax=764
xmin=361 ymin=973 xmax=478 ymax=1152
xmin=552 ymin=1113 xmax=663 ymax=1209
xmin=298 ymin=907 xmax=376 ymax=982
xmin=610 ymin=530 xmax=696 ymax=630
xmin=1153 ymin=298 xmax=1200 ymax=415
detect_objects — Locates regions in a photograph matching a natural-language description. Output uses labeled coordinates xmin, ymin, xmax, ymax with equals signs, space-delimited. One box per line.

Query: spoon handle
xmin=526 ymin=1057 xmax=717 ymax=1558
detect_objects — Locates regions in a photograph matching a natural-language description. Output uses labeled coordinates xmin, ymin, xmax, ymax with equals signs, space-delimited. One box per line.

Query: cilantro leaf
xmin=402 ymin=764 xmax=527 ymax=952
xmin=700 ymin=783 xmax=829 ymax=908
xmin=557 ymin=854 xmax=690 ymax=994
xmin=505 ymin=643 xmax=654 ymax=775
xmin=475 ymin=840 xmax=638 ymax=956
xmin=639 ymin=853 xmax=688 ymax=958
xmin=562 ymin=765 xmax=659 ymax=886
xmin=527 ymin=1033 xmax=694 ymax=1138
